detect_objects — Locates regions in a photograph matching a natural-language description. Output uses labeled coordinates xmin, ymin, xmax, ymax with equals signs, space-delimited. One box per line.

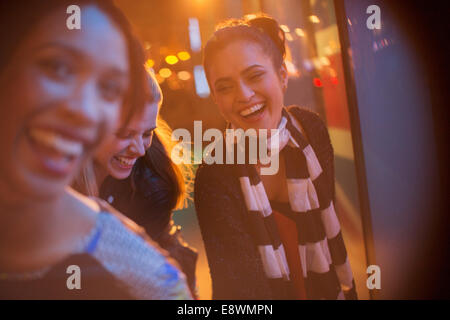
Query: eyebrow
xmin=214 ymin=64 xmax=264 ymax=87
xmin=33 ymin=41 xmax=129 ymax=76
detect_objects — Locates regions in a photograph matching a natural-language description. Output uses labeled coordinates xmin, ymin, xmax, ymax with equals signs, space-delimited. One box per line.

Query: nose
xmin=236 ymin=80 xmax=255 ymax=103
xmin=129 ymin=135 xmax=146 ymax=157
xmin=65 ymin=80 xmax=103 ymax=127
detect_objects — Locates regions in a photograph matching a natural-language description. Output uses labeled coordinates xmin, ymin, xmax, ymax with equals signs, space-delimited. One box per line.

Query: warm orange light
xmin=309 ymin=15 xmax=320 ymax=24
xmin=154 ymin=74 xmax=165 ymax=84
xmin=159 ymin=68 xmax=172 ymax=78
xmin=177 ymin=51 xmax=191 ymax=61
xmin=168 ymin=78 xmax=181 ymax=90
xmin=295 ymin=28 xmax=305 ymax=37
xmin=280 ymin=25 xmax=290 ymax=33
xmin=177 ymin=71 xmax=191 ymax=81
xmin=145 ymin=59 xmax=155 ymax=69
xmin=165 ymin=55 xmax=179 ymax=65
xmin=285 ymin=33 xmax=294 ymax=42
xmin=319 ymin=56 xmax=330 ymax=66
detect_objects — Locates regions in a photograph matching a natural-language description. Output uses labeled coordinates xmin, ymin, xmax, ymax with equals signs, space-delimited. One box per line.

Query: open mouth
xmin=113 ymin=156 xmax=136 ymax=169
xmin=239 ymin=103 xmax=267 ymax=119
xmin=27 ymin=127 xmax=85 ymax=177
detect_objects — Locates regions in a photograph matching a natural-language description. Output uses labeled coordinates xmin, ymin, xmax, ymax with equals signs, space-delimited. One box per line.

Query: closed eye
xmin=143 ymin=129 xmax=154 ymax=139
xmin=249 ymin=72 xmax=264 ymax=81
xmin=115 ymin=130 xmax=133 ymax=139
xmin=216 ymin=85 xmax=233 ymax=93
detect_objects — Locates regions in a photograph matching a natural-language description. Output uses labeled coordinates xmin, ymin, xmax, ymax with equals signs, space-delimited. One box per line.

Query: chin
xmin=14 ymin=170 xmax=69 ymax=201
xmin=114 ymin=173 xmax=131 ymax=180
xmin=109 ymin=168 xmax=132 ymax=181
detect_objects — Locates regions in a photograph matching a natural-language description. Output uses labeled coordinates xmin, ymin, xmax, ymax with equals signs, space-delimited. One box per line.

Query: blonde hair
xmin=73 ymin=70 xmax=162 ymax=197
xmin=73 ymin=160 xmax=99 ymax=197
xmin=74 ymin=71 xmax=194 ymax=210
xmin=146 ymin=116 xmax=194 ymax=210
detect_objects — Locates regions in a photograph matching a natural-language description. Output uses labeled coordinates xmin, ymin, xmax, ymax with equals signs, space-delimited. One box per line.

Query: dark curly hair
xmin=203 ymin=13 xmax=286 ymax=83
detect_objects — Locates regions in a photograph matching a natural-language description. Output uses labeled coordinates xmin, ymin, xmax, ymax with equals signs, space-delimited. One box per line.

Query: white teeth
xmin=115 ymin=156 xmax=136 ymax=167
xmin=240 ymin=103 xmax=265 ymax=117
xmin=29 ymin=128 xmax=83 ymax=157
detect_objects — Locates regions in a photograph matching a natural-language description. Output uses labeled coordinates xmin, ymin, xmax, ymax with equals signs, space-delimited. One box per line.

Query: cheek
xmin=263 ymin=79 xmax=284 ymax=108
xmin=110 ymin=140 xmax=130 ymax=158
xmin=2 ymin=70 xmax=40 ymax=115
xmin=96 ymin=139 xmax=125 ymax=166
xmin=215 ymin=96 xmax=234 ymax=120
xmin=143 ymin=136 xmax=152 ymax=149
xmin=0 ymin=72 xmax=41 ymax=150
xmin=100 ymin=103 xmax=121 ymax=136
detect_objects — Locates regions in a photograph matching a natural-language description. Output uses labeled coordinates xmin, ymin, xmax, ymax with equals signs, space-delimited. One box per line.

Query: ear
xmin=279 ymin=62 xmax=288 ymax=93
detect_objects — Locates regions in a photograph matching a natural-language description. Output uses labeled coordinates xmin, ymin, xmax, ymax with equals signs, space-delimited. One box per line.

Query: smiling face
xmin=94 ymin=101 xmax=159 ymax=180
xmin=0 ymin=5 xmax=130 ymax=203
xmin=208 ymin=40 xmax=287 ymax=131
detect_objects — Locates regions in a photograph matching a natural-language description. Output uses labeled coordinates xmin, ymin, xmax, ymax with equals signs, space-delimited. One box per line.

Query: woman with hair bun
xmin=195 ymin=13 xmax=357 ymax=300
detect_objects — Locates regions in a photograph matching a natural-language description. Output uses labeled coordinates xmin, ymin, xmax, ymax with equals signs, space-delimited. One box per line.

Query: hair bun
xmin=246 ymin=14 xmax=286 ymax=59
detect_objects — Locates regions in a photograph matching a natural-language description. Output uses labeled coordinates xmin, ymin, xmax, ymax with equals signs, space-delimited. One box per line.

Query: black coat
xmin=194 ymin=106 xmax=338 ymax=299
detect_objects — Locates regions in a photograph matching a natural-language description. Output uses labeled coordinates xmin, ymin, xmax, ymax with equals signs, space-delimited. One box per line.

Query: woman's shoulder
xmin=287 ymin=105 xmax=333 ymax=152
xmin=287 ymin=105 xmax=328 ymax=131
xmin=195 ymin=163 xmax=241 ymax=199
xmin=196 ymin=162 xmax=234 ymax=180
xmin=81 ymin=199 xmax=192 ymax=299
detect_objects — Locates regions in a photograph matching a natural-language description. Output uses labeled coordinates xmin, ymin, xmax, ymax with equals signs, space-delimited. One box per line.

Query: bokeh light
xmin=177 ymin=51 xmax=191 ymax=61
xmin=165 ymin=55 xmax=179 ymax=65
xmin=177 ymin=71 xmax=191 ymax=81
xmin=159 ymin=68 xmax=172 ymax=78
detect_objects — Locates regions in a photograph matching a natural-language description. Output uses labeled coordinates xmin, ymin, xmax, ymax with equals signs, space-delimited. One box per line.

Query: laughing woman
xmin=0 ymin=0 xmax=191 ymax=299
xmin=194 ymin=14 xmax=357 ymax=300
xmin=90 ymin=72 xmax=198 ymax=297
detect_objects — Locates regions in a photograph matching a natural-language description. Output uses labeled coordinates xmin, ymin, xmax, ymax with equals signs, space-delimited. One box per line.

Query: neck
xmin=0 ymin=190 xmax=65 ymax=255
xmin=0 ymin=188 xmax=97 ymax=272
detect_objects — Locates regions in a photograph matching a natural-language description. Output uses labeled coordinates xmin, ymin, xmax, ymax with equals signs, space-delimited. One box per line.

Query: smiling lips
xmin=240 ymin=103 xmax=265 ymax=117
xmin=28 ymin=127 xmax=87 ymax=177
xmin=113 ymin=156 xmax=137 ymax=169
xmin=238 ymin=103 xmax=267 ymax=123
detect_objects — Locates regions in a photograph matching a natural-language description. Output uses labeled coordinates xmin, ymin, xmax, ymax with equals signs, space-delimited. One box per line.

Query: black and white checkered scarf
xmin=233 ymin=108 xmax=356 ymax=299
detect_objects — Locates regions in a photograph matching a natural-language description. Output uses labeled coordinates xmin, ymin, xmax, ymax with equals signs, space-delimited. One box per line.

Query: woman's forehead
xmin=17 ymin=5 xmax=129 ymax=74
xmin=209 ymin=40 xmax=272 ymax=78
xmin=126 ymin=103 xmax=159 ymax=131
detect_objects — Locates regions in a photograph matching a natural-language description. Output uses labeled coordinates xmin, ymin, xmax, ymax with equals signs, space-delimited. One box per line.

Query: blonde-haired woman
xmin=79 ymin=72 xmax=198 ymax=297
